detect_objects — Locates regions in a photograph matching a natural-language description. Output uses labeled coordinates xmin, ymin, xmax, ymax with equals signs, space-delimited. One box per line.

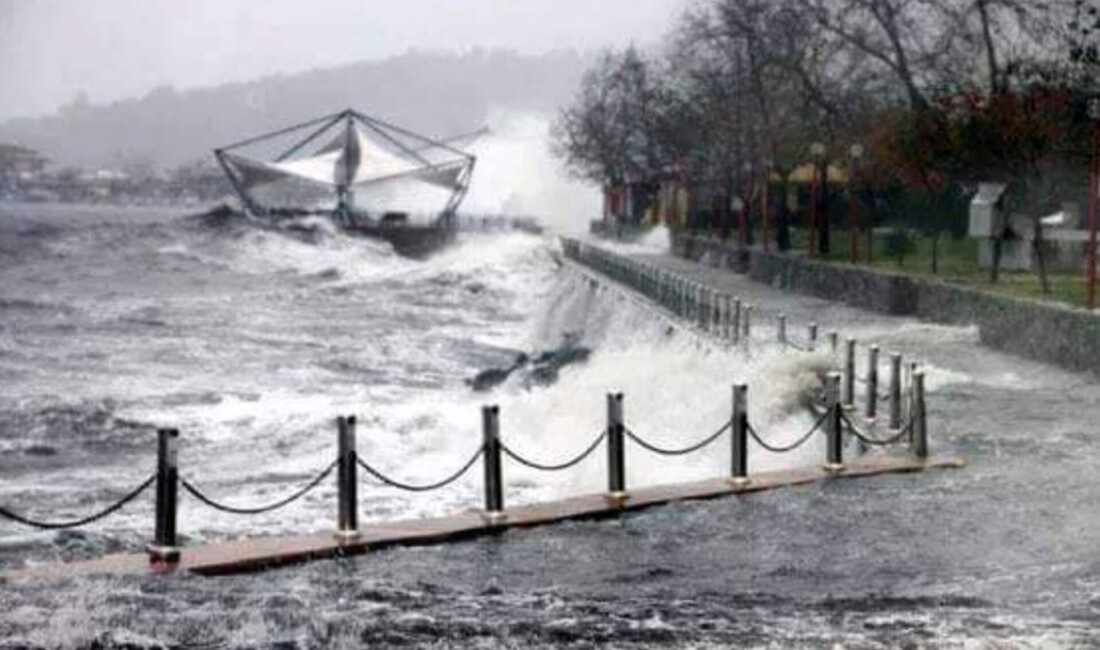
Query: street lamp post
xmin=1088 ymin=99 xmax=1100 ymax=309
xmin=762 ymin=159 xmax=772 ymax=253
xmin=849 ymin=144 xmax=864 ymax=264
xmin=807 ymin=143 xmax=826 ymax=257
xmin=741 ymin=161 xmax=754 ymax=246
xmin=731 ymin=196 xmax=745 ymax=245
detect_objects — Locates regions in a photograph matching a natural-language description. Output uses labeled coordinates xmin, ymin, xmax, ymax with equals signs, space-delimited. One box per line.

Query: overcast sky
xmin=0 ymin=0 xmax=686 ymax=121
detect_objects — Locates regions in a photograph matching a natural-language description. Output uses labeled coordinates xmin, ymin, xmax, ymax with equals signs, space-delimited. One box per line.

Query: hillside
xmin=0 ymin=49 xmax=589 ymax=168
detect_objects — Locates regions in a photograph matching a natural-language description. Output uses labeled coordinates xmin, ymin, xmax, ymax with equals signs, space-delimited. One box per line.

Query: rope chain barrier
xmin=747 ymin=410 xmax=829 ymax=453
xmin=0 ymin=474 xmax=156 ymax=530
xmin=501 ymin=431 xmax=607 ymax=472
xmin=841 ymin=413 xmax=915 ymax=447
xmin=2 ymin=243 xmax=936 ymax=534
xmin=357 ymin=446 xmax=484 ymax=492
xmin=624 ymin=422 xmax=730 ymax=456
xmin=181 ymin=460 xmax=337 ymax=515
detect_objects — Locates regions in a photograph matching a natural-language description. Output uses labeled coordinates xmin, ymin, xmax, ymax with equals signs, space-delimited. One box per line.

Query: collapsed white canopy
xmin=223 ymin=121 xmax=470 ymax=191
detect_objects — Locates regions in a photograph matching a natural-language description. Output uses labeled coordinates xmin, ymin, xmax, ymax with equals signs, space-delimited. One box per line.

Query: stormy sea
xmin=2 ymin=202 xmax=1100 ymax=648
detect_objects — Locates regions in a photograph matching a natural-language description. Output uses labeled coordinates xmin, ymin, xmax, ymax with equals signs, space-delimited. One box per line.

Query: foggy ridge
xmin=0 ymin=49 xmax=590 ymax=169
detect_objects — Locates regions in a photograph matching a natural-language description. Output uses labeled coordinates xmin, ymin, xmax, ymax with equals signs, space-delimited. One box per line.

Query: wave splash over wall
xmin=0 ymin=203 xmax=833 ymax=573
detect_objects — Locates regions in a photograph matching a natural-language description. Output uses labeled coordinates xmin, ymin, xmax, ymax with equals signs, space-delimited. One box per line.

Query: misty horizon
xmin=0 ymin=0 xmax=684 ymax=123
xmin=4 ymin=46 xmax=594 ymax=124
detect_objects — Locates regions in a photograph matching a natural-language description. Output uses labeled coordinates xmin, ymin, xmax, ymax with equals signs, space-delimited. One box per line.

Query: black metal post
xmin=889 ymin=353 xmax=902 ymax=430
xmin=482 ymin=405 xmax=505 ymax=520
xmin=912 ymin=371 xmax=929 ymax=459
xmin=907 ymin=361 xmax=919 ymax=421
xmin=148 ymin=428 xmax=180 ymax=563
xmin=865 ymin=346 xmax=879 ymax=420
xmin=731 ymin=384 xmax=749 ymax=484
xmin=809 ymin=323 xmax=818 ymax=351
xmin=336 ymin=416 xmax=359 ymax=539
xmin=723 ymin=294 xmax=733 ymax=340
xmin=843 ymin=338 xmax=856 ymax=409
xmin=778 ymin=314 xmax=787 ymax=347
xmin=607 ymin=393 xmax=626 ymax=498
xmin=825 ymin=373 xmax=843 ymax=471
xmin=699 ymin=288 xmax=709 ymax=330
xmin=733 ymin=299 xmax=742 ymax=344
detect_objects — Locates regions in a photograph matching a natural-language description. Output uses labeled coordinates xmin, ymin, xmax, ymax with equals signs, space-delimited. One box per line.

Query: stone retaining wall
xmin=672 ymin=233 xmax=1100 ymax=373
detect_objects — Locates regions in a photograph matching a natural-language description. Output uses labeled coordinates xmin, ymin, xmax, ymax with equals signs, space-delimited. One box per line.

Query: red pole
xmin=741 ymin=172 xmax=752 ymax=246
xmin=762 ymin=166 xmax=771 ymax=252
xmin=807 ymin=166 xmax=819 ymax=257
xmin=738 ymin=193 xmax=747 ymax=246
xmin=1088 ymin=128 xmax=1099 ymax=309
xmin=849 ymin=166 xmax=859 ymax=264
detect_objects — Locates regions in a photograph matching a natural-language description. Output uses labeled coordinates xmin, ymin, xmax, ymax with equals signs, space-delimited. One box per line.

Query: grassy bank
xmin=810 ymin=230 xmax=1088 ymax=308
xmin=703 ymin=227 xmax=1091 ymax=308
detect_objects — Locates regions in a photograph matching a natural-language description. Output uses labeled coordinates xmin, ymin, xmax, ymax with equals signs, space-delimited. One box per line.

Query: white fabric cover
xmin=409 ymin=163 xmax=467 ymax=189
xmin=226 ymin=122 xmax=467 ymax=191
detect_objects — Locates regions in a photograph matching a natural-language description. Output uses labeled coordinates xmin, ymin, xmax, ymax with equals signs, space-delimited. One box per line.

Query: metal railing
xmin=560 ymin=238 xmax=925 ymax=432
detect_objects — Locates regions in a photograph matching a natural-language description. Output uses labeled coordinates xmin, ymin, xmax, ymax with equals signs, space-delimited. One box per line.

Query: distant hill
xmin=0 ymin=49 xmax=589 ymax=169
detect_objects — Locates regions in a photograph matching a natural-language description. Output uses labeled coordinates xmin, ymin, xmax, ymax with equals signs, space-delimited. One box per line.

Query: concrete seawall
xmin=671 ymin=233 xmax=1100 ymax=373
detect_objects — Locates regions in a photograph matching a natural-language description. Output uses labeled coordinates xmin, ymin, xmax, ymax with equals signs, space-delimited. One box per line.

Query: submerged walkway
xmin=3 ymin=240 xmax=964 ymax=582
xmin=8 ymin=455 xmax=960 ymax=582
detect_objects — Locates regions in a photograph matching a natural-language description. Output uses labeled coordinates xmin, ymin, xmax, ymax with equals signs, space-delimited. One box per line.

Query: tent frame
xmin=214 ymin=109 xmax=477 ymax=225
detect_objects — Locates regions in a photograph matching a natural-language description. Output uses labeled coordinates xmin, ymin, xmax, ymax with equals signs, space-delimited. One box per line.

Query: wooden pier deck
xmin=6 ymin=455 xmax=963 ymax=583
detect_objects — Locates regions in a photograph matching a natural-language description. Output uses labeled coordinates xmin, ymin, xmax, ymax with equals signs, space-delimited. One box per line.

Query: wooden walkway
xmin=7 ymin=455 xmax=963 ymax=582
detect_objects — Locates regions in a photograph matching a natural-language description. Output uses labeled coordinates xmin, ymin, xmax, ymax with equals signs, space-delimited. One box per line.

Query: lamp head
xmin=1089 ymin=98 xmax=1100 ymax=122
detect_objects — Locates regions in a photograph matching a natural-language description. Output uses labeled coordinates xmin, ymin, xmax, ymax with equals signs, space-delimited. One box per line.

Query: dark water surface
xmin=1 ymin=208 xmax=1099 ymax=648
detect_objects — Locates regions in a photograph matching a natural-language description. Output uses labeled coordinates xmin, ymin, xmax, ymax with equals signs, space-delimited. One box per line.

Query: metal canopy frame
xmin=213 ymin=108 xmax=478 ymax=223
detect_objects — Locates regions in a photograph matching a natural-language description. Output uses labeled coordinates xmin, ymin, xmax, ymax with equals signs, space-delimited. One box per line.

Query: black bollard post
xmin=336 ymin=416 xmax=359 ymax=540
xmin=702 ymin=287 xmax=711 ymax=331
xmin=912 ymin=371 xmax=929 ymax=459
xmin=148 ymin=428 xmax=180 ymax=563
xmin=865 ymin=346 xmax=879 ymax=421
xmin=843 ymin=338 xmax=856 ymax=409
xmin=778 ymin=314 xmax=787 ymax=347
xmin=907 ymin=361 xmax=919 ymax=420
xmin=732 ymin=299 xmax=742 ymax=344
xmin=606 ymin=392 xmax=626 ymax=500
xmin=809 ymin=323 xmax=818 ymax=351
xmin=482 ymin=405 xmax=505 ymax=522
xmin=731 ymin=384 xmax=749 ymax=485
xmin=825 ymin=373 xmax=844 ymax=472
xmin=699 ymin=288 xmax=710 ymax=331
xmin=742 ymin=304 xmax=752 ymax=340
xmin=889 ymin=353 xmax=902 ymax=430
xmin=723 ymin=295 xmax=733 ymax=340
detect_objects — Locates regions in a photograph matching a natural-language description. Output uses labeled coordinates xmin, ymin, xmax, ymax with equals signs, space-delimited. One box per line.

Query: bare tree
xmin=552 ymin=48 xmax=667 ymax=185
